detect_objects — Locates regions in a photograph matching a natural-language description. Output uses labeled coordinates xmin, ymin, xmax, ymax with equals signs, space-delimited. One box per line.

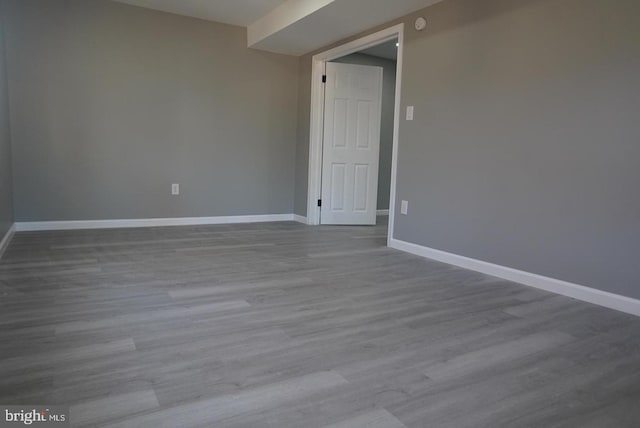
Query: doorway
xmin=321 ymin=39 xmax=397 ymax=225
xmin=306 ymin=24 xmax=404 ymax=244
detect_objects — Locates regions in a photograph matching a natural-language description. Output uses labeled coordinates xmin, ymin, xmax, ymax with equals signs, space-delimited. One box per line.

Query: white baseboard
xmin=377 ymin=210 xmax=389 ymax=216
xmin=389 ymin=238 xmax=640 ymax=317
xmin=293 ymin=215 xmax=308 ymax=224
xmin=0 ymin=223 xmax=15 ymax=260
xmin=15 ymin=214 xmax=296 ymax=232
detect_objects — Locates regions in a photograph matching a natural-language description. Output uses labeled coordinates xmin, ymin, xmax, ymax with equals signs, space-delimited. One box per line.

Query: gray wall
xmin=3 ymin=0 xmax=299 ymax=221
xmin=0 ymin=6 xmax=13 ymax=238
xmin=332 ymin=53 xmax=396 ymax=211
xmin=297 ymin=0 xmax=640 ymax=300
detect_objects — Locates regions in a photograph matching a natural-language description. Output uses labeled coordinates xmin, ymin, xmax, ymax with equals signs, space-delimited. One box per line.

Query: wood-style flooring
xmin=1 ymin=219 xmax=639 ymax=427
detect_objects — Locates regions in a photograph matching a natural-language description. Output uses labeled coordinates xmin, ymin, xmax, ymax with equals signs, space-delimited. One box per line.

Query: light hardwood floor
xmin=1 ymin=219 xmax=639 ymax=427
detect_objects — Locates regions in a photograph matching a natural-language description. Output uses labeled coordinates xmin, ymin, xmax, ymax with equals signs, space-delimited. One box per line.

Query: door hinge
xmin=322 ymin=75 xmax=327 ymax=83
xmin=317 ymin=199 xmax=322 ymax=207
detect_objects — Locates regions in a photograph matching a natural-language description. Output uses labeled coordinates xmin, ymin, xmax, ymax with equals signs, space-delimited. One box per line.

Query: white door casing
xmin=321 ymin=62 xmax=383 ymax=225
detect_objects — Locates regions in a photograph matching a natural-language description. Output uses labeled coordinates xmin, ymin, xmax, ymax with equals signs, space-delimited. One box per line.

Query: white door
xmin=321 ymin=62 xmax=383 ymax=225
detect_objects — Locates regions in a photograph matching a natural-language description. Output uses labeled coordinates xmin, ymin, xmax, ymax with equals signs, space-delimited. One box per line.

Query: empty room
xmin=0 ymin=0 xmax=639 ymax=426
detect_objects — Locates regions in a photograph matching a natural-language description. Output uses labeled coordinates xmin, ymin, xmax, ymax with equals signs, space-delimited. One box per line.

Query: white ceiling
xmin=111 ymin=0 xmax=444 ymax=56
xmin=359 ymin=38 xmax=398 ymax=61
xmin=112 ymin=0 xmax=289 ymax=27
xmin=250 ymin=0 xmax=443 ymax=55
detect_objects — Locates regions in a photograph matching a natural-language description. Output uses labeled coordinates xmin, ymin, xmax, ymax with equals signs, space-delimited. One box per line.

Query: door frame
xmin=306 ymin=23 xmax=404 ymax=246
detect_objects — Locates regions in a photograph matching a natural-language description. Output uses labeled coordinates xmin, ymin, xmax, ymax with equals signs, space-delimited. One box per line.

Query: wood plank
xmin=0 ymin=220 xmax=639 ymax=426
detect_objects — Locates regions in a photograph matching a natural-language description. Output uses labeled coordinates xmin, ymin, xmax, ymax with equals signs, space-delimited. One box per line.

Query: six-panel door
xmin=321 ymin=62 xmax=383 ymax=225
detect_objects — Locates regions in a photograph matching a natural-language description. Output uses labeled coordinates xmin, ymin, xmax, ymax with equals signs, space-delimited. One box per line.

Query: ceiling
xmin=250 ymin=0 xmax=443 ymax=55
xmin=111 ymin=0 xmax=444 ymax=56
xmin=112 ymin=0 xmax=289 ymax=27
xmin=359 ymin=39 xmax=398 ymax=61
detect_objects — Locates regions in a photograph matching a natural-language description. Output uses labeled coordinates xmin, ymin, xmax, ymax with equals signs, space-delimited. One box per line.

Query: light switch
xmin=401 ymin=200 xmax=409 ymax=215
xmin=406 ymin=106 xmax=414 ymax=121
xmin=171 ymin=184 xmax=180 ymax=195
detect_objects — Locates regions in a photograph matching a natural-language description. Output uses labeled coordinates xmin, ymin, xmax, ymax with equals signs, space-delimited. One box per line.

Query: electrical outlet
xmin=171 ymin=184 xmax=180 ymax=195
xmin=401 ymin=200 xmax=409 ymax=215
